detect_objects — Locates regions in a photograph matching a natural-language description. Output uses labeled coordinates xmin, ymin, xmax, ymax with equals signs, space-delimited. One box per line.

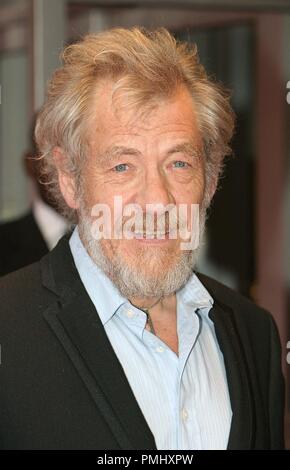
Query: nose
xmin=136 ymin=166 xmax=175 ymax=209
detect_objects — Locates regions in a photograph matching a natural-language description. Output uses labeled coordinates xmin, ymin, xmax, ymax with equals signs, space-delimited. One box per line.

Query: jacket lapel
xmin=208 ymin=301 xmax=255 ymax=449
xmin=41 ymin=236 xmax=157 ymax=450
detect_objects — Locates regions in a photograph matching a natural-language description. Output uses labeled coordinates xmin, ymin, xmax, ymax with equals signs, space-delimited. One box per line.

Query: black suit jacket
xmin=0 ymin=234 xmax=285 ymax=449
xmin=0 ymin=211 xmax=48 ymax=277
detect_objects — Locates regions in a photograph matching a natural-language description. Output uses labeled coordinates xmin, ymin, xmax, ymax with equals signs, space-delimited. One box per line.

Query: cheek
xmin=191 ymin=170 xmax=205 ymax=203
xmin=174 ymin=179 xmax=204 ymax=206
xmin=81 ymin=171 xmax=114 ymax=207
xmin=170 ymin=165 xmax=205 ymax=201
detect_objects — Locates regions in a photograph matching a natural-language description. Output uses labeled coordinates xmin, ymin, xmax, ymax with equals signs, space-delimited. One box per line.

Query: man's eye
xmin=113 ymin=163 xmax=128 ymax=172
xmin=173 ymin=161 xmax=189 ymax=168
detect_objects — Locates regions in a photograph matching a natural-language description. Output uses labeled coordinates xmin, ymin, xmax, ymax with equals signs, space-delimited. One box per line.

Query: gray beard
xmin=78 ymin=209 xmax=206 ymax=299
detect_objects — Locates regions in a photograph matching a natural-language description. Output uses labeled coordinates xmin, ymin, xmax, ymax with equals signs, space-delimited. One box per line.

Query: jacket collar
xmin=41 ymin=234 xmax=254 ymax=450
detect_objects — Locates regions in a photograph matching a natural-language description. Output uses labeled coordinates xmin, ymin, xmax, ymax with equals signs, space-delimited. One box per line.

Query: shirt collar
xmin=177 ymin=270 xmax=214 ymax=313
xmin=69 ymin=226 xmax=214 ymax=326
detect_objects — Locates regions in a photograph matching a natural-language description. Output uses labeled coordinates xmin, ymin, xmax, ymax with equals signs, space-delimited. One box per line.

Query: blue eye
xmin=173 ymin=161 xmax=188 ymax=168
xmin=114 ymin=163 xmax=128 ymax=172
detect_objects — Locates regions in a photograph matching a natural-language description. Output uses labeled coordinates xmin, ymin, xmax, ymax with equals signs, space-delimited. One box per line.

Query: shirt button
xmin=156 ymin=346 xmax=164 ymax=353
xmin=126 ymin=309 xmax=135 ymax=318
xmin=182 ymin=408 xmax=188 ymax=421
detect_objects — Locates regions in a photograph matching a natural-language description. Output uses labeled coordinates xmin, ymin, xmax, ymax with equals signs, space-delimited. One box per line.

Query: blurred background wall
xmin=0 ymin=0 xmax=289 ymax=445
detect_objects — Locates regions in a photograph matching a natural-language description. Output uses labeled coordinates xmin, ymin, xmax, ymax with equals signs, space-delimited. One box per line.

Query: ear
xmin=53 ymin=147 xmax=79 ymax=210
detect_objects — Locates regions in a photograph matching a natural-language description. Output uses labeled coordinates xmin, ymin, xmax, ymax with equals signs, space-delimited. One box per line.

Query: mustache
xmin=113 ymin=209 xmax=192 ymax=239
xmin=80 ymin=201 xmax=201 ymax=244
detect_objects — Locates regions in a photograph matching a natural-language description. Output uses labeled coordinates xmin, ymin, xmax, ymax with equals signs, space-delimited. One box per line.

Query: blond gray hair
xmin=35 ymin=27 xmax=235 ymax=222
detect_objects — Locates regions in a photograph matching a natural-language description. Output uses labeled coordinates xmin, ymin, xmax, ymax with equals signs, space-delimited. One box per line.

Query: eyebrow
xmin=166 ymin=142 xmax=200 ymax=158
xmin=97 ymin=142 xmax=201 ymax=165
xmin=97 ymin=146 xmax=141 ymax=165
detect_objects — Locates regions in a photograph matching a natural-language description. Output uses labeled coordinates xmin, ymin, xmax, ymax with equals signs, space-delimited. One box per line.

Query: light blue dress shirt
xmin=69 ymin=227 xmax=232 ymax=450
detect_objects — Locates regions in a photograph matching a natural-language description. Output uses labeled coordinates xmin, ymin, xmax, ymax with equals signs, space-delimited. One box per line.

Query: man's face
xmin=76 ymin=82 xmax=205 ymax=298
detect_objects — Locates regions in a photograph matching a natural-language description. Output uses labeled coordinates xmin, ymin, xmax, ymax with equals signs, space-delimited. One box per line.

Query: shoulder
xmin=196 ymin=271 xmax=276 ymax=334
xmin=197 ymin=272 xmax=283 ymax=389
xmin=0 ymin=234 xmax=75 ymax=314
xmin=0 ymin=260 xmax=56 ymax=320
xmin=0 ymin=259 xmax=41 ymax=292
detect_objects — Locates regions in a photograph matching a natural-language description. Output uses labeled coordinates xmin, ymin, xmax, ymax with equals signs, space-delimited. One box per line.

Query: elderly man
xmin=0 ymin=27 xmax=284 ymax=450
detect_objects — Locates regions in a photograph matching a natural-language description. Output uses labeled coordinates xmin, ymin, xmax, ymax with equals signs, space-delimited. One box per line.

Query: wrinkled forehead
xmin=86 ymin=79 xmax=201 ymax=144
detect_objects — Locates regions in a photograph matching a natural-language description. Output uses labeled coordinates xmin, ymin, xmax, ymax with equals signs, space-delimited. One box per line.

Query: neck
xmin=129 ymin=293 xmax=176 ymax=317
